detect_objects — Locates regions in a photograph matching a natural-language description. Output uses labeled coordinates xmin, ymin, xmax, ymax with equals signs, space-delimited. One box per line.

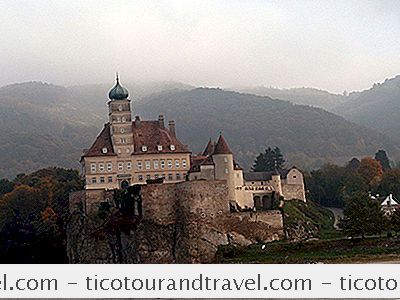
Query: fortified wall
xmin=67 ymin=181 xmax=284 ymax=263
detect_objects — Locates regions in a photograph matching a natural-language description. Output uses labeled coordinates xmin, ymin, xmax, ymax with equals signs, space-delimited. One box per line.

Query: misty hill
xmin=0 ymin=81 xmax=192 ymax=178
xmin=135 ymin=88 xmax=399 ymax=170
xmin=332 ymin=75 xmax=400 ymax=139
xmin=233 ymin=86 xmax=348 ymax=110
xmin=0 ymin=82 xmax=399 ymax=178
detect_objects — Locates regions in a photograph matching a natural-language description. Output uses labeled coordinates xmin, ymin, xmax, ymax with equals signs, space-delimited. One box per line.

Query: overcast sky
xmin=1 ymin=0 xmax=399 ymax=93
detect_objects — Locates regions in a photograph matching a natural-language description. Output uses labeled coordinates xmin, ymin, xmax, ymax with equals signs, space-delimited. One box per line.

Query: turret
xmin=212 ymin=134 xmax=235 ymax=202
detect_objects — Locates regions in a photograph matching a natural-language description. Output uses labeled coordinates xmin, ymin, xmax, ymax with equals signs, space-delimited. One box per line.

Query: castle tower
xmin=271 ymin=168 xmax=283 ymax=196
xmin=212 ymin=134 xmax=236 ymax=202
xmin=107 ymin=73 xmax=133 ymax=157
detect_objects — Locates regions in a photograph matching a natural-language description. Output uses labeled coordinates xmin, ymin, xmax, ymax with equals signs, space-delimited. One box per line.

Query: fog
xmin=1 ymin=0 xmax=400 ymax=93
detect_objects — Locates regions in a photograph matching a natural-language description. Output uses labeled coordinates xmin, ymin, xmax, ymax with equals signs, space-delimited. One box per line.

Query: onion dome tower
xmin=107 ymin=73 xmax=133 ymax=157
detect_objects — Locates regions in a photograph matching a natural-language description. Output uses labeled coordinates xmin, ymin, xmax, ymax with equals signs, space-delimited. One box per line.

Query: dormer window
xmin=170 ymin=145 xmax=175 ymax=151
xmin=157 ymin=145 xmax=163 ymax=151
xmin=142 ymin=146 xmax=147 ymax=152
xmin=102 ymin=148 xmax=108 ymax=154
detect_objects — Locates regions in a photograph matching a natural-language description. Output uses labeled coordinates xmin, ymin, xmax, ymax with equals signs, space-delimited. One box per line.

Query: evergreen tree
xmin=375 ymin=149 xmax=391 ymax=170
xmin=252 ymin=147 xmax=285 ymax=172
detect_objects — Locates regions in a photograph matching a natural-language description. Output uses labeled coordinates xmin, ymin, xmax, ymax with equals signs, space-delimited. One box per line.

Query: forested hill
xmin=135 ymin=88 xmax=400 ymax=170
xmin=332 ymin=75 xmax=400 ymax=139
xmin=0 ymin=82 xmax=399 ymax=178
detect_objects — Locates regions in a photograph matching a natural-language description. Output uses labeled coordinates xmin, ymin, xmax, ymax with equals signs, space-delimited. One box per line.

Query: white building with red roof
xmin=81 ymin=75 xmax=191 ymax=189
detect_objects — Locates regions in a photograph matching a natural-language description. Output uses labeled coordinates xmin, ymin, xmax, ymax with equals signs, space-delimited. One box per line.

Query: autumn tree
xmin=358 ymin=157 xmax=383 ymax=189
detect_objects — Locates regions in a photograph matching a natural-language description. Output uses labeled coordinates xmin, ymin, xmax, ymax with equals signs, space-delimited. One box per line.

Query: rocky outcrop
xmin=67 ymin=181 xmax=284 ymax=263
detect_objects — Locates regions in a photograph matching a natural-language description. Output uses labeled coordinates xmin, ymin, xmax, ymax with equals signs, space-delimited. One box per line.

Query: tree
xmin=346 ymin=157 xmax=360 ymax=170
xmin=358 ymin=157 xmax=383 ymax=189
xmin=341 ymin=192 xmax=385 ymax=238
xmin=375 ymin=150 xmax=391 ymax=170
xmin=378 ymin=169 xmax=400 ymax=200
xmin=0 ymin=179 xmax=14 ymax=197
xmin=391 ymin=209 xmax=400 ymax=236
xmin=252 ymin=146 xmax=285 ymax=172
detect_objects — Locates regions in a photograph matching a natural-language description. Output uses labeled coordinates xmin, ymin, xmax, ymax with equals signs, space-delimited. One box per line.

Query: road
xmin=326 ymin=207 xmax=344 ymax=230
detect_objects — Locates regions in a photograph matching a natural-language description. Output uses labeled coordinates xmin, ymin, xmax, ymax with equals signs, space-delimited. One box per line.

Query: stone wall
xmin=282 ymin=183 xmax=306 ymax=201
xmin=67 ymin=180 xmax=284 ymax=263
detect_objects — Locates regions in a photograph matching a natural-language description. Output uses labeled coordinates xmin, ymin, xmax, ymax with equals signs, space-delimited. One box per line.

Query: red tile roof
xmin=131 ymin=120 xmax=190 ymax=155
xmin=82 ymin=123 xmax=116 ymax=158
xmin=213 ymin=134 xmax=233 ymax=155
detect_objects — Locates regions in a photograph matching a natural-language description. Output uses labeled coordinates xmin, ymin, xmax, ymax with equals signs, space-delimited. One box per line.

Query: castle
xmin=81 ymin=75 xmax=306 ymax=209
xmin=68 ymin=76 xmax=305 ymax=263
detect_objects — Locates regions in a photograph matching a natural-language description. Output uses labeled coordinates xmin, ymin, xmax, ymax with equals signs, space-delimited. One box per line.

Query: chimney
xmin=134 ymin=116 xmax=141 ymax=128
xmin=158 ymin=114 xmax=165 ymax=128
xmin=168 ymin=120 xmax=176 ymax=136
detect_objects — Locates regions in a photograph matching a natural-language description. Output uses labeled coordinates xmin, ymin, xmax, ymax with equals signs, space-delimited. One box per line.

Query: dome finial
xmin=116 ymin=72 xmax=119 ymax=83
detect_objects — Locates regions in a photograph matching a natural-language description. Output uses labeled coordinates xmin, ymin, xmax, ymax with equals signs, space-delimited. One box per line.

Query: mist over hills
xmin=233 ymin=86 xmax=348 ymax=110
xmin=332 ymin=75 xmax=400 ymax=139
xmin=0 ymin=80 xmax=399 ymax=178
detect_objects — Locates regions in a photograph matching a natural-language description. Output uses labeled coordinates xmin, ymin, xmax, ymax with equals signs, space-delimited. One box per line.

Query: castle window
xmin=155 ymin=174 xmax=159 ymax=179
xmin=126 ymin=148 xmax=130 ymax=154
xmin=225 ymin=168 xmax=229 ymax=174
xmin=293 ymin=175 xmax=297 ymax=179
xmin=120 ymin=138 xmax=126 ymax=144
xmin=224 ymin=157 xmax=228 ymax=163
xmin=91 ymin=177 xmax=96 ymax=184
xmin=118 ymin=149 xmax=122 ymax=154
xmin=154 ymin=160 xmax=159 ymax=169
xmin=117 ymin=117 xmax=121 ymax=122
xmin=160 ymin=160 xmax=165 ymax=169
xmin=182 ymin=160 xmax=187 ymax=168
xmin=170 ymin=145 xmax=175 ymax=151
xmin=142 ymin=145 xmax=147 ymax=152
xmin=99 ymin=163 xmax=104 ymax=172
xmin=118 ymin=162 xmax=123 ymax=171
xmin=100 ymin=176 xmax=105 ymax=183
xmin=108 ymin=176 xmax=113 ymax=183
xmin=162 ymin=174 xmax=166 ymax=179
xmin=175 ymin=160 xmax=180 ymax=168
xmin=90 ymin=163 xmax=96 ymax=173
xmin=102 ymin=148 xmax=108 ymax=154
xmin=145 ymin=160 xmax=151 ymax=170
xmin=120 ymin=128 xmax=125 ymax=134
xmin=118 ymin=104 xmax=123 ymax=111
xmin=126 ymin=162 xmax=131 ymax=170
xmin=137 ymin=161 xmax=143 ymax=169
xmin=167 ymin=160 xmax=172 ymax=169
xmin=138 ymin=174 xmax=143 ymax=181
xmin=176 ymin=173 xmax=181 ymax=180
xmin=122 ymin=117 xmax=126 ymax=122
xmin=107 ymin=163 xmax=112 ymax=171
xmin=168 ymin=173 xmax=173 ymax=181
xmin=146 ymin=174 xmax=151 ymax=180
xmin=157 ymin=145 xmax=163 ymax=151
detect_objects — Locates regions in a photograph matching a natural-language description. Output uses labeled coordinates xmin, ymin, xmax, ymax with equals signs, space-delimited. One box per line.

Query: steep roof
xmin=82 ymin=123 xmax=116 ymax=158
xmin=213 ymin=134 xmax=233 ymax=155
xmin=381 ymin=194 xmax=399 ymax=206
xmin=202 ymin=139 xmax=215 ymax=156
xmin=131 ymin=120 xmax=190 ymax=155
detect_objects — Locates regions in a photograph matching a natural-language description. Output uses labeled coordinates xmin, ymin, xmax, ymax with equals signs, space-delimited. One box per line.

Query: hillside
xmin=233 ymin=86 xmax=347 ymax=110
xmin=0 ymin=82 xmax=399 ymax=178
xmin=332 ymin=75 xmax=400 ymax=139
xmin=135 ymin=88 xmax=400 ymax=170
